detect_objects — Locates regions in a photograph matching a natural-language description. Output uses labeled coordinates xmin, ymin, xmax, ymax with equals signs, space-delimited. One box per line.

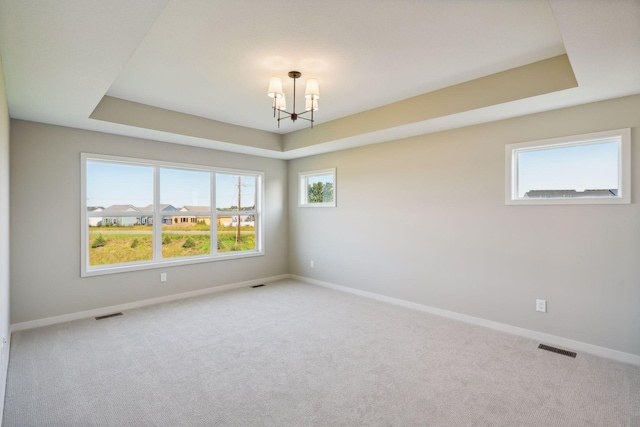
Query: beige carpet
xmin=3 ymin=279 xmax=639 ymax=426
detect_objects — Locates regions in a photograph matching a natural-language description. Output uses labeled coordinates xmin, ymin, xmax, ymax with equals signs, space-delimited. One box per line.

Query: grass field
xmin=88 ymin=230 xmax=256 ymax=266
xmin=89 ymin=224 xmax=254 ymax=232
xmin=88 ymin=233 xmax=153 ymax=265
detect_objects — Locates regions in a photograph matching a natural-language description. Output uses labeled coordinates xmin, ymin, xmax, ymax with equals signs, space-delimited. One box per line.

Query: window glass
xmin=160 ymin=168 xmax=211 ymax=211
xmin=506 ymin=129 xmax=630 ymax=205
xmin=516 ymin=141 xmax=619 ymax=198
xmin=216 ymin=173 xmax=257 ymax=253
xmin=218 ymin=215 xmax=256 ymax=252
xmin=87 ymin=161 xmax=153 ymax=207
xmin=83 ymin=155 xmax=262 ymax=276
xmin=161 ymin=215 xmax=211 ymax=259
xmin=299 ymin=168 xmax=336 ymax=207
xmin=89 ymin=231 xmax=153 ymax=266
xmin=86 ymin=161 xmax=154 ymax=266
xmin=216 ymin=173 xmax=256 ymax=211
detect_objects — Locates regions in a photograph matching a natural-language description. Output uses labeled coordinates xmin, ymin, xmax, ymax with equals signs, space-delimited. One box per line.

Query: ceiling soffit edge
xmin=90 ymin=55 xmax=576 ymax=155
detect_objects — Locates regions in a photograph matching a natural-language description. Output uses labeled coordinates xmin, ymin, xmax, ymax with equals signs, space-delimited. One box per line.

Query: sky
xmin=516 ymin=141 xmax=619 ymax=197
xmin=86 ymin=161 xmax=256 ymax=209
xmin=88 ymin=140 xmax=617 ymax=205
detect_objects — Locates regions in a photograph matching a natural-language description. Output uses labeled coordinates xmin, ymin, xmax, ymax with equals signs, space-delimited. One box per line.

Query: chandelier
xmin=267 ymin=71 xmax=319 ymax=128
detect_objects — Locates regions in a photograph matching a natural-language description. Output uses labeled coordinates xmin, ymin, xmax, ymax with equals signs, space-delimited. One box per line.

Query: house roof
xmin=101 ymin=204 xmax=207 ymax=212
xmin=0 ymin=1 xmax=638 ymax=159
xmin=180 ymin=206 xmax=211 ymax=212
xmin=100 ymin=204 xmax=139 ymax=213
xmin=140 ymin=204 xmax=176 ymax=212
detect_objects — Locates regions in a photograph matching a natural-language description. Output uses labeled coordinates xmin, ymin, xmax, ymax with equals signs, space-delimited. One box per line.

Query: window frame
xmin=505 ymin=128 xmax=631 ymax=205
xmin=298 ymin=168 xmax=337 ymax=208
xmin=81 ymin=153 xmax=264 ymax=277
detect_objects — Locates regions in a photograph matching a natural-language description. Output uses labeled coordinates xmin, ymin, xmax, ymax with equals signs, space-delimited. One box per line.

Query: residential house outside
xmin=172 ymin=206 xmax=211 ymax=227
xmin=524 ymin=189 xmax=618 ymax=198
xmin=138 ymin=204 xmax=177 ymax=225
xmin=87 ymin=206 xmax=104 ymax=226
xmin=100 ymin=204 xmax=140 ymax=226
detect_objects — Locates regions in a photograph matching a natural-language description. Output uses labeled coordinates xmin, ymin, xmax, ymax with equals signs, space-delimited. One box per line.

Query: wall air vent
xmin=538 ymin=344 xmax=576 ymax=358
xmin=95 ymin=312 xmax=123 ymax=320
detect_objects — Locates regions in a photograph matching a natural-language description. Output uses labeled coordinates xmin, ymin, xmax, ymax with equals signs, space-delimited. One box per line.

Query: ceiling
xmin=0 ymin=0 xmax=639 ymax=159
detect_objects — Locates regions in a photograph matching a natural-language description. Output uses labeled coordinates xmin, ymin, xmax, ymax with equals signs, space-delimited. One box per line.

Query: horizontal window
xmin=82 ymin=154 xmax=263 ymax=276
xmin=299 ymin=168 xmax=336 ymax=207
xmin=505 ymin=129 xmax=630 ymax=205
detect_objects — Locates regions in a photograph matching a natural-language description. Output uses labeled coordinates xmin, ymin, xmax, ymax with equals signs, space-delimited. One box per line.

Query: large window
xmin=82 ymin=154 xmax=263 ymax=276
xmin=505 ymin=128 xmax=630 ymax=205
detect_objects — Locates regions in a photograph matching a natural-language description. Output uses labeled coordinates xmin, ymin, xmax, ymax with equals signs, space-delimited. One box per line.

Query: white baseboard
xmin=11 ymin=274 xmax=289 ymax=332
xmin=291 ymin=274 xmax=640 ymax=367
xmin=0 ymin=331 xmax=10 ymax=420
xmin=11 ymin=273 xmax=640 ymax=367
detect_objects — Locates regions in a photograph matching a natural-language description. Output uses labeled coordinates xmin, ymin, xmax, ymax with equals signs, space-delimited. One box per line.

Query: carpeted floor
xmin=3 ymin=279 xmax=639 ymax=426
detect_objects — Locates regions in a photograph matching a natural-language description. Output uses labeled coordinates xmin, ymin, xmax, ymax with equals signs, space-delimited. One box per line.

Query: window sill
xmin=82 ymin=250 xmax=264 ymax=277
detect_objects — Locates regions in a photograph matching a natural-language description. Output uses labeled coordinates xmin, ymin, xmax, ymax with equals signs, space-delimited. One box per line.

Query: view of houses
xmin=88 ymin=205 xmax=255 ymax=228
xmin=523 ymin=189 xmax=618 ymax=198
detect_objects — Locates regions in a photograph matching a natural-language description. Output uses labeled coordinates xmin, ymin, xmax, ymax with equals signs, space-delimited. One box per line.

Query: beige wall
xmin=0 ymin=56 xmax=10 ymax=414
xmin=7 ymin=92 xmax=640 ymax=359
xmin=288 ymin=95 xmax=640 ymax=357
xmin=9 ymin=120 xmax=288 ymax=323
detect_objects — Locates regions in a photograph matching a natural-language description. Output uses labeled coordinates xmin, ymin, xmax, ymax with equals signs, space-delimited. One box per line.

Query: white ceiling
xmin=0 ymin=0 xmax=639 ymax=159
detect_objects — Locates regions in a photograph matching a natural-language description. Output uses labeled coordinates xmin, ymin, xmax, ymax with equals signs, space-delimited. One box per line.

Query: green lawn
xmin=88 ymin=230 xmax=256 ymax=266
xmin=89 ymin=234 xmax=153 ymax=265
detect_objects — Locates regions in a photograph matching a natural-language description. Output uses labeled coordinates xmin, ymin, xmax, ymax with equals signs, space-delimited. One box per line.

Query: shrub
xmin=91 ymin=235 xmax=106 ymax=248
xmin=130 ymin=239 xmax=139 ymax=249
xmin=182 ymin=238 xmax=196 ymax=249
xmin=163 ymin=235 xmax=172 ymax=245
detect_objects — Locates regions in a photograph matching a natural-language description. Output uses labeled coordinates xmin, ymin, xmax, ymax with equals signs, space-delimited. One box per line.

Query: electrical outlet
xmin=310 ymin=260 xmax=314 ymax=268
xmin=536 ymin=299 xmax=547 ymax=313
xmin=160 ymin=273 xmax=167 ymax=282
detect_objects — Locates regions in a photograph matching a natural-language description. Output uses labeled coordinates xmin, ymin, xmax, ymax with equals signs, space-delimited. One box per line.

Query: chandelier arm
xmin=278 ymin=111 xmax=293 ymax=122
xmin=269 ymin=70 xmax=316 ymax=129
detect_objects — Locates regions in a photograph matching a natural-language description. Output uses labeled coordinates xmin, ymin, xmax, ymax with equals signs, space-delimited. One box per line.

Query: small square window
xmin=505 ymin=129 xmax=630 ymax=205
xmin=299 ymin=168 xmax=336 ymax=207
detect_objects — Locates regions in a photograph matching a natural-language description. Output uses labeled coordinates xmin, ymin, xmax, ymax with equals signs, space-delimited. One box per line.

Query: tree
xmin=91 ymin=235 xmax=106 ymax=248
xmin=308 ymin=182 xmax=333 ymax=203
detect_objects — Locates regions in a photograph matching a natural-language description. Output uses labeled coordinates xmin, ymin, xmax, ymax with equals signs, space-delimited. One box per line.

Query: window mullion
xmin=82 ymin=154 xmax=263 ymax=277
xmin=153 ymin=166 xmax=162 ymax=261
xmin=211 ymin=171 xmax=217 ymax=254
